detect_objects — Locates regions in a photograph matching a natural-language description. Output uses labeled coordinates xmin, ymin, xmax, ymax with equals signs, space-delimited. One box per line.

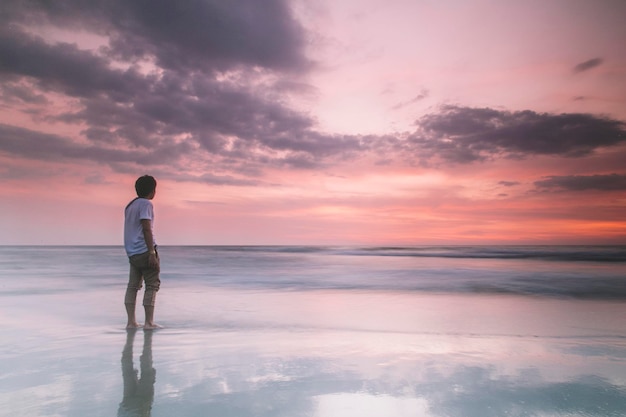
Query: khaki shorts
xmin=125 ymin=251 xmax=160 ymax=307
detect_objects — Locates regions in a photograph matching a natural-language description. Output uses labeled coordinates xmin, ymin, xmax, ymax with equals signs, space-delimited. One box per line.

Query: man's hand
xmin=141 ymin=218 xmax=158 ymax=268
xmin=148 ymin=252 xmax=159 ymax=268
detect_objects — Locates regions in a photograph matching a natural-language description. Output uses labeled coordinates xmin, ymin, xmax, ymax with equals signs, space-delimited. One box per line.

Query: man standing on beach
xmin=124 ymin=175 xmax=161 ymax=330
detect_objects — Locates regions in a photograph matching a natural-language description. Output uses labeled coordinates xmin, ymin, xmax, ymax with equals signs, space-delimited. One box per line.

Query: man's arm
xmin=141 ymin=219 xmax=159 ymax=267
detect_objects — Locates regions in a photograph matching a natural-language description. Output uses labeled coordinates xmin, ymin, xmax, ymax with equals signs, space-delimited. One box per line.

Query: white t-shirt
xmin=124 ymin=198 xmax=156 ymax=257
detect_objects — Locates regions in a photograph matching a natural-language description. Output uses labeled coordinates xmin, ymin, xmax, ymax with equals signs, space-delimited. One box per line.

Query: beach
xmin=1 ymin=246 xmax=626 ymax=416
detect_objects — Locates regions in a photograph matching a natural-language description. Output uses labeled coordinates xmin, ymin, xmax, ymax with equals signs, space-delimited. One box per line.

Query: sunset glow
xmin=1 ymin=0 xmax=625 ymax=245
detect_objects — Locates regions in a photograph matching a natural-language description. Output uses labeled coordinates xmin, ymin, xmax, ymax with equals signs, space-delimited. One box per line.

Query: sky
xmin=1 ymin=0 xmax=625 ymax=245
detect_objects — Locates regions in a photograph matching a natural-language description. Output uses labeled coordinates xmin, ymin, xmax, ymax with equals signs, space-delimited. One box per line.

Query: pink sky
xmin=1 ymin=0 xmax=625 ymax=245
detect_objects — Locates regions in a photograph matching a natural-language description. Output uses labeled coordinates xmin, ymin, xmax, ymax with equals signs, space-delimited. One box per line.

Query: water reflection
xmin=118 ymin=330 xmax=156 ymax=417
xmin=147 ymin=329 xmax=626 ymax=417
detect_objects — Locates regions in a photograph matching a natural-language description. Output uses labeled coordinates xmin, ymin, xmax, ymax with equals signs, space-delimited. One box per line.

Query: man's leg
xmin=143 ymin=305 xmax=160 ymax=330
xmin=142 ymin=257 xmax=161 ymax=330
xmin=125 ymin=256 xmax=145 ymax=328
xmin=125 ymin=303 xmax=139 ymax=328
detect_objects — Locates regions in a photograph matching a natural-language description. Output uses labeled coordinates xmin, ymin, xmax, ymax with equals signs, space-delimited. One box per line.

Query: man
xmin=124 ymin=175 xmax=161 ymax=330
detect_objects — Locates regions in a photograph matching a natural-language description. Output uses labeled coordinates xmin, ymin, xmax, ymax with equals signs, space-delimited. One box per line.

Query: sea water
xmin=0 ymin=245 xmax=625 ymax=417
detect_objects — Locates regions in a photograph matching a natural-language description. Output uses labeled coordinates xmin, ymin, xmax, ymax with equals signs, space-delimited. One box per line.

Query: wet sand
xmin=2 ymin=284 xmax=626 ymax=417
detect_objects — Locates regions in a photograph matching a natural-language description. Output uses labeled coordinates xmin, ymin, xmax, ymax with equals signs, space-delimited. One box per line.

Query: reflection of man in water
xmin=118 ymin=330 xmax=156 ymax=417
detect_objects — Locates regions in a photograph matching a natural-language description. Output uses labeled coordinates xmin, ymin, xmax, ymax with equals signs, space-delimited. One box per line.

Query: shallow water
xmin=1 ymin=246 xmax=625 ymax=416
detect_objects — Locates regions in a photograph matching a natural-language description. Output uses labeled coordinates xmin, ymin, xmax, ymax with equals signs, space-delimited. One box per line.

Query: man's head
xmin=135 ymin=175 xmax=157 ymax=198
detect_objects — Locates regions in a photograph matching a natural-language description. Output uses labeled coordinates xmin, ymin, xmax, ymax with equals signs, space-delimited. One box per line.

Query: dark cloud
xmin=408 ymin=105 xmax=626 ymax=163
xmin=1 ymin=2 xmax=626 ymax=186
xmin=534 ymin=173 xmax=626 ymax=191
xmin=498 ymin=181 xmax=520 ymax=187
xmin=0 ymin=123 xmax=189 ymax=166
xmin=0 ymin=27 xmax=149 ymax=101
xmin=0 ymin=82 xmax=49 ymax=105
xmin=2 ymin=0 xmax=310 ymax=73
xmin=0 ymin=1 xmax=371 ymax=178
xmin=573 ymin=57 xmax=603 ymax=73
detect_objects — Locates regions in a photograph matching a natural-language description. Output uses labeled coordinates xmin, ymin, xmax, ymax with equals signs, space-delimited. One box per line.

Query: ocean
xmin=1 ymin=245 xmax=625 ymax=416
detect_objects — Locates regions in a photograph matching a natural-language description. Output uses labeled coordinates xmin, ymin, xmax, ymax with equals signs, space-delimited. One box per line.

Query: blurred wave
xmin=1 ymin=245 xmax=625 ymax=299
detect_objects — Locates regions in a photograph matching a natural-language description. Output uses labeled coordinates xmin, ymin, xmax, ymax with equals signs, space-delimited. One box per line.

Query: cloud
xmin=1 ymin=0 xmax=310 ymax=73
xmin=0 ymin=27 xmax=151 ymax=105
xmin=0 ymin=24 xmax=311 ymax=144
xmin=161 ymin=171 xmax=261 ymax=187
xmin=573 ymin=57 xmax=603 ymax=74
xmin=498 ymin=181 xmax=520 ymax=187
xmin=407 ymin=105 xmax=626 ymax=163
xmin=0 ymin=2 xmax=371 ymax=177
xmin=0 ymin=82 xmax=49 ymax=105
xmin=534 ymin=173 xmax=626 ymax=192
xmin=0 ymin=123 xmax=189 ymax=166
xmin=1 ymin=2 xmax=626 ymax=188
xmin=391 ymin=89 xmax=429 ymax=110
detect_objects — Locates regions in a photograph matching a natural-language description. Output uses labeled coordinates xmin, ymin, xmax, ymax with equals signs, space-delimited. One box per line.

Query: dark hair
xmin=135 ymin=175 xmax=157 ymax=197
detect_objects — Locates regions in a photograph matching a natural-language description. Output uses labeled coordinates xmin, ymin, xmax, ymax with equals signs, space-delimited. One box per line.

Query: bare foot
xmin=143 ymin=323 xmax=163 ymax=330
xmin=126 ymin=322 xmax=143 ymax=329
